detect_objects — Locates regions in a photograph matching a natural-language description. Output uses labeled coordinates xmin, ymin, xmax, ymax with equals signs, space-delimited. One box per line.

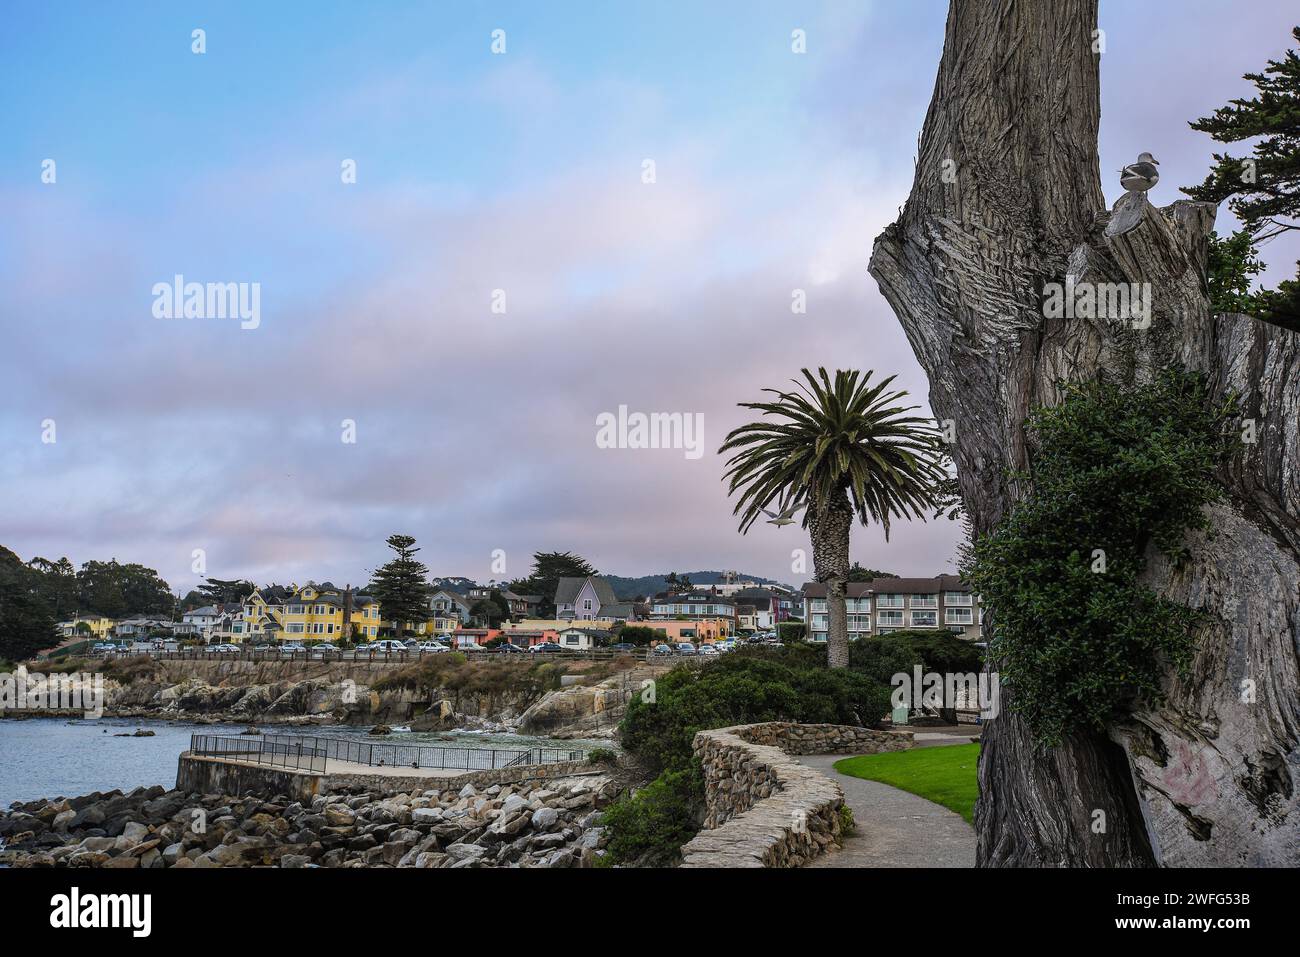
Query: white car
xmin=417 ymin=641 xmax=449 ymax=653
xmin=366 ymin=640 xmax=409 ymax=654
xmin=310 ymin=643 xmax=340 ymax=657
xmin=696 ymin=644 xmax=720 ymax=656
xmin=279 ymin=643 xmax=307 ymax=654
xmin=210 ymin=643 xmax=242 ymax=654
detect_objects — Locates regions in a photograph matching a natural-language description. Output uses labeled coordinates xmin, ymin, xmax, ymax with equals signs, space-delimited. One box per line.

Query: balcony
xmin=945 ymin=609 xmax=974 ymax=625
xmin=876 ymin=595 xmax=904 ymax=609
xmin=944 ymin=593 xmax=974 ymax=607
xmin=909 ymin=611 xmax=938 ymax=627
xmin=877 ymin=611 xmax=904 ymax=627
xmin=910 ymin=596 xmax=938 ymax=609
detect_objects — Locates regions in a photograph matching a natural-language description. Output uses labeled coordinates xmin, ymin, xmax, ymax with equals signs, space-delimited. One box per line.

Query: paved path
xmin=798 ymin=728 xmax=979 ymax=868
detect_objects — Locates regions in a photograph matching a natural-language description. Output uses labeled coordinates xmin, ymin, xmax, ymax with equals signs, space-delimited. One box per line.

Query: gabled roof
xmin=554 ymin=576 xmax=618 ymax=607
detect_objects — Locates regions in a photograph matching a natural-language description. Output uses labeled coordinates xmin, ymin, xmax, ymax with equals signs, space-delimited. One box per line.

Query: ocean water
xmin=0 ymin=717 xmax=609 ymax=807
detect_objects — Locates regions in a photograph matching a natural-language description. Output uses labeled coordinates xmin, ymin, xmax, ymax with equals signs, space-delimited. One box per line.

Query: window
xmin=877 ymin=610 xmax=904 ymax=627
xmin=877 ymin=594 xmax=904 ymax=608
xmin=811 ymin=600 xmax=827 ymax=613
xmin=287 ymin=623 xmax=305 ymax=634
xmin=565 ymin=634 xmax=580 ymax=645
xmin=583 ymin=599 xmax=592 ymax=610
xmin=910 ymin=610 xmax=937 ymax=627
xmin=945 ymin=608 xmax=974 ymax=625
xmin=911 ymin=595 xmax=938 ymax=609
xmin=944 ymin=592 xmax=973 ymax=606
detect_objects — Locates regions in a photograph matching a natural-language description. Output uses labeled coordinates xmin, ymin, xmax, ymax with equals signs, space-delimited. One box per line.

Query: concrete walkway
xmin=797 ymin=727 xmax=979 ymax=868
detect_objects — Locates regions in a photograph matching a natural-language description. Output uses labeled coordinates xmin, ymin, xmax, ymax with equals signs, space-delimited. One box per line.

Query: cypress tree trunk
xmin=810 ymin=493 xmax=853 ymax=669
xmin=870 ymin=0 xmax=1300 ymax=866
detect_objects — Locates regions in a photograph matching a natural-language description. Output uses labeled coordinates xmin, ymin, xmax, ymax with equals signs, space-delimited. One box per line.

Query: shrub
xmin=600 ymin=768 xmax=704 ymax=867
xmin=777 ymin=622 xmax=806 ymax=643
xmin=964 ymin=368 xmax=1235 ymax=747
xmin=586 ymin=747 xmax=618 ymax=765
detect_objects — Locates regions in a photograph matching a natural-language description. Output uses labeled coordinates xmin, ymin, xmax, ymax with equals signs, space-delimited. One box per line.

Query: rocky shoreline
xmin=27 ymin=658 xmax=653 ymax=738
xmin=1 ymin=774 xmax=619 ymax=869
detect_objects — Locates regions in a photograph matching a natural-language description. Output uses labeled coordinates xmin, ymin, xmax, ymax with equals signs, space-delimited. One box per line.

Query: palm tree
xmin=719 ymin=368 xmax=946 ymax=668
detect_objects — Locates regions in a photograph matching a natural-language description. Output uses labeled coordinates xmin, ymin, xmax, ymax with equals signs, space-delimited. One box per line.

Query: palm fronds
xmin=719 ymin=368 xmax=946 ymax=537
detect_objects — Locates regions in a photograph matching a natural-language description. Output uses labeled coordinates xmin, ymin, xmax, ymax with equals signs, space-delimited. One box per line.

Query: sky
xmin=2 ymin=0 xmax=1297 ymax=595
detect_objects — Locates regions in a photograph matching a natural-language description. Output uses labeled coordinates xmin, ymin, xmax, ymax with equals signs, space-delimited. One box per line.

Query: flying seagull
xmin=761 ymin=503 xmax=800 ymax=527
xmin=1120 ymin=152 xmax=1160 ymax=193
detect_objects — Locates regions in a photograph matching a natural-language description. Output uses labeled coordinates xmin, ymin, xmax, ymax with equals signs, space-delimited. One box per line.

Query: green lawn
xmin=834 ymin=743 xmax=980 ymax=823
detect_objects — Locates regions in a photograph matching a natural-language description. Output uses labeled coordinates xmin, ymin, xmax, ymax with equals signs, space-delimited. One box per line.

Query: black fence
xmin=190 ymin=733 xmax=328 ymax=773
xmin=189 ymin=733 xmax=588 ymax=773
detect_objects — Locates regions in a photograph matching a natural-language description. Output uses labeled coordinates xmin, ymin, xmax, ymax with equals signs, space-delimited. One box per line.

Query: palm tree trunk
xmin=809 ymin=492 xmax=852 ymax=668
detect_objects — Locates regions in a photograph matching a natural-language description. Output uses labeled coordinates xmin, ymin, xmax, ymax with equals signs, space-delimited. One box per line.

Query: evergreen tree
xmin=508 ymin=551 xmax=598 ymax=618
xmin=370 ymin=535 xmax=430 ymax=632
xmin=1184 ymin=26 xmax=1300 ymax=331
xmin=0 ymin=547 xmax=58 ymax=661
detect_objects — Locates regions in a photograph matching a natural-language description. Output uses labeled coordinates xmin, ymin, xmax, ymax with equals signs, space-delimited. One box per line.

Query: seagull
xmin=1120 ymin=152 xmax=1160 ymax=193
xmin=761 ymin=503 xmax=799 ymax=527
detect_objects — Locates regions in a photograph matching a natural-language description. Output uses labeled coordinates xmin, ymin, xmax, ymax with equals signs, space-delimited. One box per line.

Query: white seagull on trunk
xmin=1120 ymin=152 xmax=1160 ymax=193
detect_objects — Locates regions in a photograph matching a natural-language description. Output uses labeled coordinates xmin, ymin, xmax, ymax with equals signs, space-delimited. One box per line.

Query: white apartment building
xmin=801 ymin=575 xmax=982 ymax=642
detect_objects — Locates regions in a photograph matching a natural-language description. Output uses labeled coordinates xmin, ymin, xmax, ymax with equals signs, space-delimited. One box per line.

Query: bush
xmin=616 ymin=625 xmax=664 ymax=646
xmin=964 ymin=368 xmax=1235 ymax=747
xmin=586 ymin=747 xmax=618 ymax=765
xmin=600 ymin=768 xmax=703 ymax=867
xmin=777 ymin=622 xmax=806 ymax=643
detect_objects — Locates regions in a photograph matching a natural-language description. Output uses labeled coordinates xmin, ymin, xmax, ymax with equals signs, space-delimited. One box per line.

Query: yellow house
xmin=241 ymin=583 xmax=381 ymax=642
xmin=59 ymin=616 xmax=117 ymax=639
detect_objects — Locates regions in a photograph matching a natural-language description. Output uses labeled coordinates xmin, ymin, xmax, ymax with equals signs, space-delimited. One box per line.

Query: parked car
xmin=652 ymin=643 xmax=675 ymax=656
xmin=279 ymin=643 xmax=307 ymax=654
xmin=310 ymin=643 xmax=339 ymax=658
xmin=608 ymin=642 xmax=638 ymax=653
xmin=416 ymin=641 xmax=449 ymax=653
xmin=210 ymin=643 xmax=242 ymax=654
xmin=529 ymin=642 xmax=563 ymax=654
xmin=495 ymin=642 xmax=525 ymax=654
xmin=674 ymin=642 xmax=697 ymax=656
xmin=90 ymin=642 xmax=118 ymax=654
xmin=367 ymin=640 xmax=409 ymax=654
xmin=403 ymin=639 xmax=419 ymax=649
xmin=696 ymin=644 xmax=720 ymax=656
xmin=252 ymin=644 xmax=274 ymax=652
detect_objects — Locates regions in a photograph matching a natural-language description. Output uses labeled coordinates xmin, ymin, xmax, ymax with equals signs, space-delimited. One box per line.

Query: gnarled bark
xmin=870 ymin=0 xmax=1300 ymax=866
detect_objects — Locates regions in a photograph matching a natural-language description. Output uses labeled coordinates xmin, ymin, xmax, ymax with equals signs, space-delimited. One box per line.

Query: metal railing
xmin=189 ymin=733 xmax=588 ymax=773
xmin=190 ymin=733 xmax=328 ymax=773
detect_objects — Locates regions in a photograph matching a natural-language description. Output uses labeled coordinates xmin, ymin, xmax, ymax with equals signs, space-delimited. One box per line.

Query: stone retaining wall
xmin=679 ymin=722 xmax=911 ymax=868
xmin=176 ymin=753 xmax=601 ymax=802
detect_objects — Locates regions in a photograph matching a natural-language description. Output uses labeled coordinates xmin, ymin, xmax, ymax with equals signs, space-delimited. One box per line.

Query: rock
xmin=323 ymin=805 xmax=356 ymax=827
xmin=368 ymin=724 xmax=392 ymax=736
xmin=444 ymin=843 xmax=486 ymax=862
xmin=530 ymin=807 xmax=559 ymax=831
xmin=121 ymin=821 xmax=150 ymax=844
xmin=411 ymin=807 xmax=443 ymax=825
xmin=281 ymin=854 xmax=312 ymax=868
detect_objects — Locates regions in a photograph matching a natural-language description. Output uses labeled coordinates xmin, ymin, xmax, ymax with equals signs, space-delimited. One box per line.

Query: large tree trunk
xmin=810 ymin=493 xmax=853 ymax=669
xmin=870 ymin=0 xmax=1300 ymax=866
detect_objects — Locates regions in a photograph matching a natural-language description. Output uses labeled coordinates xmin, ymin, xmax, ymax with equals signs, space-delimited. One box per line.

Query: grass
xmin=834 ymin=743 xmax=980 ymax=823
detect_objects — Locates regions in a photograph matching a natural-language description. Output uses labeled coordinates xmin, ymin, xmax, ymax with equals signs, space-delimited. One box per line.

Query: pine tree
xmin=1184 ymin=26 xmax=1300 ymax=331
xmin=370 ymin=535 xmax=430 ymax=634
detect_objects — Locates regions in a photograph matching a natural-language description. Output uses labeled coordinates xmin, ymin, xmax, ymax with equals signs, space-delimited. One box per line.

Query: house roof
xmin=554 ymin=576 xmax=618 ymax=607
xmin=801 ymin=574 xmax=968 ymax=598
xmin=560 ymin=627 xmax=614 ymax=638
